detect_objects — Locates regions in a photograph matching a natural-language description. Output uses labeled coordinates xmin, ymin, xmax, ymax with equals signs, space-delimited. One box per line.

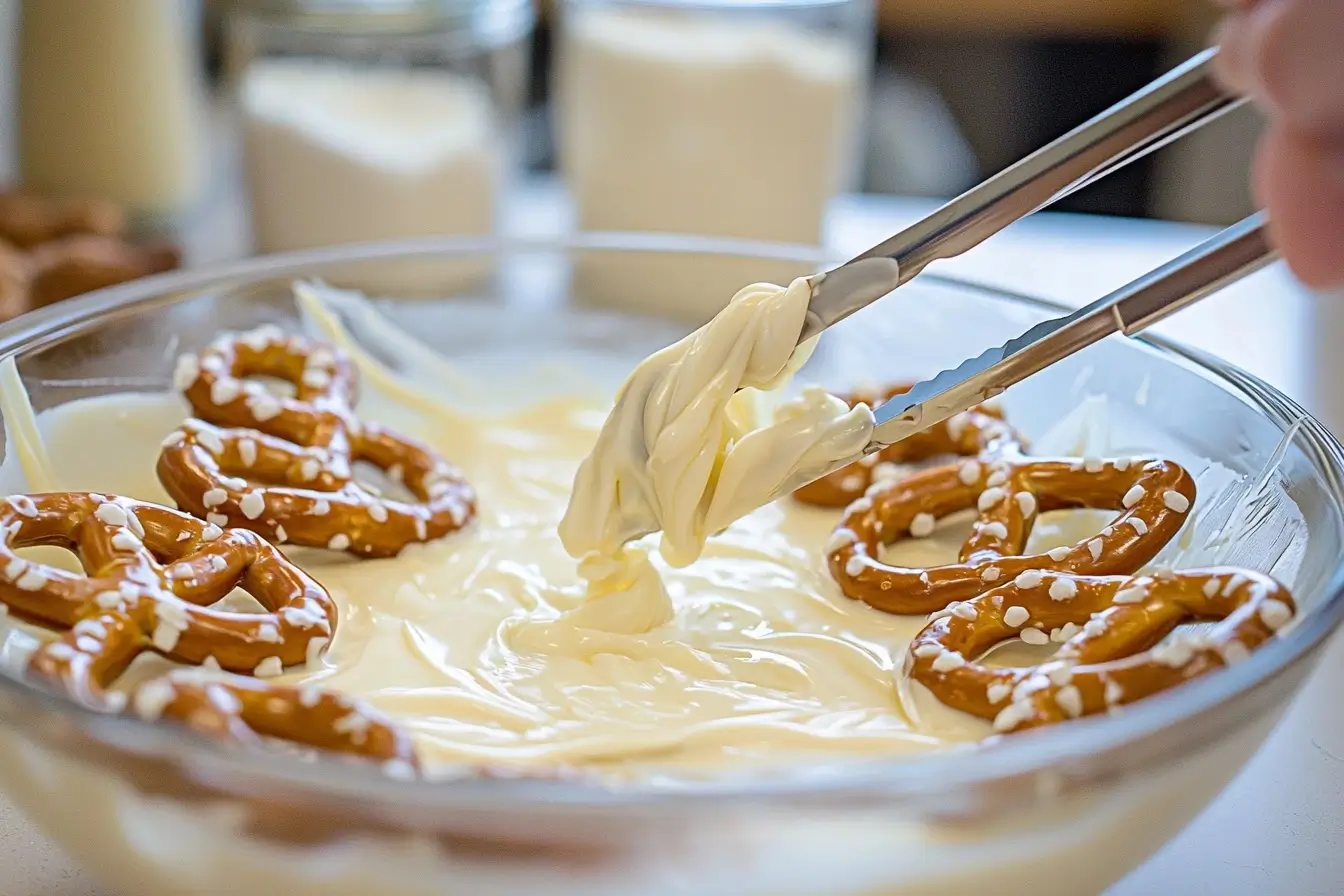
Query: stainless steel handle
xmin=801 ymin=48 xmax=1247 ymax=342
xmin=1106 ymin=212 xmax=1273 ymax=336
xmin=863 ymin=212 xmax=1277 ymax=450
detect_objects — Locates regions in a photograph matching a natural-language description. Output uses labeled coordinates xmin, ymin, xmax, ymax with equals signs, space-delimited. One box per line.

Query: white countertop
xmin=1 ymin=189 xmax=1341 ymax=894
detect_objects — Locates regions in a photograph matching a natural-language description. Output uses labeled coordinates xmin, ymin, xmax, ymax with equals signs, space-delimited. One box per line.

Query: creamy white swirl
xmin=560 ymin=278 xmax=874 ymax=569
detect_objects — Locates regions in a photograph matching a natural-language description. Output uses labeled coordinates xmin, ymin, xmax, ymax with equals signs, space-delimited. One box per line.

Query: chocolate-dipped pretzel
xmin=794 ymin=383 xmax=1023 ymax=508
xmin=157 ymin=325 xmax=475 ymax=558
xmin=0 ymin=493 xmax=418 ymax=770
xmin=828 ymin=455 xmax=1197 ymax=614
xmin=906 ymin=567 xmax=1294 ymax=733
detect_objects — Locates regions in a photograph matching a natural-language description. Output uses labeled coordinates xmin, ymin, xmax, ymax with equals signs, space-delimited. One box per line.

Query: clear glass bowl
xmin=0 ymin=235 xmax=1340 ymax=896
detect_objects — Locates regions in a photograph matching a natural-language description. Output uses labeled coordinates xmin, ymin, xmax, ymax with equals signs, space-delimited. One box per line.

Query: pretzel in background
xmin=794 ymin=384 xmax=1024 ymax=508
xmin=0 ymin=492 xmax=418 ymax=773
xmin=158 ymin=326 xmax=476 ymax=558
xmin=829 ymin=453 xmax=1197 ymax=615
xmin=0 ymin=191 xmax=180 ymax=320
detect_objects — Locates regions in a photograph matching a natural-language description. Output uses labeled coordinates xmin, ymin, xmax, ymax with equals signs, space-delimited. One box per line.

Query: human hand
xmin=1213 ymin=0 xmax=1344 ymax=287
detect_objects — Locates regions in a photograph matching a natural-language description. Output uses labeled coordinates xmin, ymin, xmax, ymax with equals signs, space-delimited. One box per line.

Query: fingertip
xmin=1218 ymin=0 xmax=1344 ymax=133
xmin=1211 ymin=12 xmax=1256 ymax=96
xmin=1257 ymin=126 xmax=1344 ymax=289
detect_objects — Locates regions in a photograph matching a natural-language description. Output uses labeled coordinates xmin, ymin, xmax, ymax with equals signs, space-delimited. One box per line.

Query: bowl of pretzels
xmin=0 ymin=234 xmax=1339 ymax=896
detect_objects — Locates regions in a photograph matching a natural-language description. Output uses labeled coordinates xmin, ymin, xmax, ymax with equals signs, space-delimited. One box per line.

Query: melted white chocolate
xmin=560 ymin=278 xmax=875 ymax=571
xmin=0 ymin=369 xmax=1116 ymax=779
xmin=0 ymin=357 xmax=56 ymax=492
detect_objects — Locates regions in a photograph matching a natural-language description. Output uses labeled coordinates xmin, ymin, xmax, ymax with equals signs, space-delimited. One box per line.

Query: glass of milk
xmin=224 ymin=0 xmax=534 ymax=292
xmin=554 ymin=0 xmax=875 ymax=322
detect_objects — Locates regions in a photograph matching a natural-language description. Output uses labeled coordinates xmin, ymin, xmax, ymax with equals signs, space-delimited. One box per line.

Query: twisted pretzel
xmin=906 ymin=567 xmax=1295 ymax=733
xmin=157 ymin=325 xmax=475 ymax=558
xmin=829 ymin=455 xmax=1196 ymax=614
xmin=0 ymin=492 xmax=418 ymax=771
xmin=794 ymin=384 xmax=1023 ymax=508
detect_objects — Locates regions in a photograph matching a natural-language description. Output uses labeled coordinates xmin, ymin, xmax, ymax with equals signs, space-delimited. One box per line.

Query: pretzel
xmin=0 ymin=492 xmax=418 ymax=772
xmin=906 ymin=567 xmax=1295 ymax=733
xmin=0 ymin=233 xmax=180 ymax=321
xmin=0 ymin=190 xmax=125 ymax=249
xmin=0 ymin=189 xmax=181 ymax=322
xmin=794 ymin=384 xmax=1023 ymax=507
xmin=828 ymin=455 xmax=1196 ymax=614
xmin=157 ymin=326 xmax=476 ymax=558
xmin=24 ymin=234 xmax=181 ymax=309
xmin=0 ymin=240 xmax=27 ymax=319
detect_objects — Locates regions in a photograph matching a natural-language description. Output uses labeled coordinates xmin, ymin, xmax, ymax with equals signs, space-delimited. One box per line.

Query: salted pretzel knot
xmin=906 ymin=567 xmax=1295 ymax=733
xmin=0 ymin=493 xmax=417 ymax=770
xmin=794 ymin=384 xmax=1023 ymax=508
xmin=157 ymin=325 xmax=475 ymax=558
xmin=829 ymin=455 xmax=1197 ymax=614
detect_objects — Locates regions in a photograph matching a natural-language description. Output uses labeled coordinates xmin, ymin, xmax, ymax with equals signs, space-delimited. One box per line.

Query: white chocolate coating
xmin=0 ymin=373 xmax=1123 ymax=779
xmin=560 ymin=277 xmax=874 ymax=570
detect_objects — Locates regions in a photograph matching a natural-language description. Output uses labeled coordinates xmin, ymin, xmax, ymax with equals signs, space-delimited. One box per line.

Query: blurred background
xmin=0 ymin=0 xmax=1260 ymax=318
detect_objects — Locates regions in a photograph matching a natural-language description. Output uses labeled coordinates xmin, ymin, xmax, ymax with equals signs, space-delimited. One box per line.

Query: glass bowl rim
xmin=0 ymin=230 xmax=1340 ymax=811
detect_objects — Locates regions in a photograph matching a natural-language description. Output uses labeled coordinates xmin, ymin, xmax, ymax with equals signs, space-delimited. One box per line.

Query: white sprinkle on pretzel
xmin=134 ymin=679 xmax=178 ymax=721
xmin=1015 ymin=570 xmax=1044 ymax=589
xmin=1259 ymin=599 xmax=1292 ymax=631
xmin=1049 ymin=579 xmax=1078 ymax=601
xmin=110 ymin=530 xmax=141 ymax=552
xmin=1163 ymin=490 xmax=1191 ymax=513
xmin=196 ymin=427 xmax=225 ymax=457
xmin=826 ymin=528 xmax=858 ymax=553
xmin=6 ymin=496 xmax=37 ymax=519
xmin=931 ymin=651 xmax=967 ymax=673
xmin=254 ymin=656 xmax=284 ymax=678
xmin=1051 ymin=622 xmax=1081 ymax=643
xmin=239 ymin=492 xmax=266 ymax=520
xmin=1113 ymin=585 xmax=1147 ymax=604
xmin=909 ymin=513 xmax=936 ymax=538
xmin=1055 ymin=685 xmax=1084 ymax=717
xmin=173 ymin=355 xmax=201 ymax=392
xmin=977 ymin=487 xmax=1007 ymax=511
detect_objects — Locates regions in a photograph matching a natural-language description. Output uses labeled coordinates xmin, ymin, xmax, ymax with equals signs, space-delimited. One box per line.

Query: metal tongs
xmin=794 ymin=48 xmax=1278 ymax=482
